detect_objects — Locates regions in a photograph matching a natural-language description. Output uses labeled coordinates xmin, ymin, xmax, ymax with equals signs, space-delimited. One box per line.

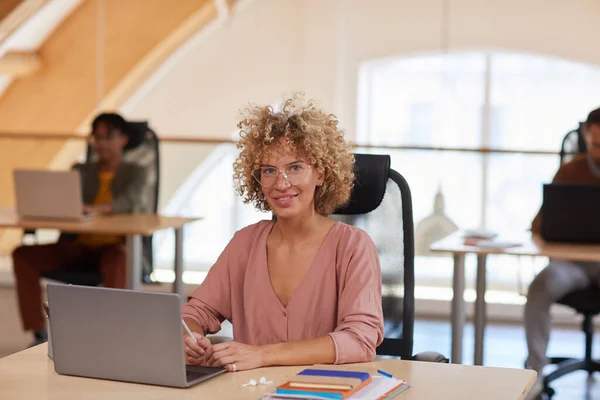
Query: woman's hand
xmin=204 ymin=341 xmax=265 ymax=372
xmin=184 ymin=332 xmax=212 ymax=365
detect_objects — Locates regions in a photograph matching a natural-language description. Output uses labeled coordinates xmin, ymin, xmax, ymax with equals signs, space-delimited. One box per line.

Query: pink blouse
xmin=181 ymin=220 xmax=384 ymax=364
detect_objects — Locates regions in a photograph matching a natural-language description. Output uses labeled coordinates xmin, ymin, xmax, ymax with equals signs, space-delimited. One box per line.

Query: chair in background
xmin=331 ymin=153 xmax=447 ymax=362
xmin=25 ymin=120 xmax=160 ymax=286
xmin=84 ymin=121 xmax=160 ymax=283
xmin=543 ymin=289 xmax=600 ymax=399
xmin=541 ymin=126 xmax=600 ymax=398
xmin=559 ymin=122 xmax=587 ymax=165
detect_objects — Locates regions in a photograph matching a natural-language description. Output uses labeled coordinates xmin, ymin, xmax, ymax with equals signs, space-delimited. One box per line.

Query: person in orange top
xmin=525 ymin=107 xmax=600 ymax=399
xmin=12 ymin=113 xmax=151 ymax=346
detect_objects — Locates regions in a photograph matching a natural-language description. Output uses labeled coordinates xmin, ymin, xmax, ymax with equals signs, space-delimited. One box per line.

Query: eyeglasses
xmin=252 ymin=162 xmax=312 ymax=188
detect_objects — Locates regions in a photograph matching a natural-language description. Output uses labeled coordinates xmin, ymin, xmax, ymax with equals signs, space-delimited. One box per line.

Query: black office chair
xmin=84 ymin=120 xmax=160 ymax=283
xmin=331 ymin=153 xmax=447 ymax=362
xmin=559 ymin=122 xmax=587 ymax=165
xmin=541 ymin=128 xmax=600 ymax=398
xmin=26 ymin=121 xmax=160 ymax=286
xmin=542 ymin=289 xmax=600 ymax=398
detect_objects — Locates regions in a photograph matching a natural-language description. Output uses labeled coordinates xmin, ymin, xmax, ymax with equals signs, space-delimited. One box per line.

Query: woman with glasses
xmin=182 ymin=94 xmax=384 ymax=372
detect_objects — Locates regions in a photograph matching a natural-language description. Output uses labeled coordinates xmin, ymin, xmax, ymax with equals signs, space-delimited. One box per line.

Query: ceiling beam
xmin=214 ymin=0 xmax=230 ymax=21
xmin=0 ymin=51 xmax=40 ymax=76
xmin=0 ymin=0 xmax=47 ymax=43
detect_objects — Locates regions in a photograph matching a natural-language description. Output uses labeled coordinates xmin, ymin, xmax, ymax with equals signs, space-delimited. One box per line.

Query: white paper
xmin=349 ymin=376 xmax=406 ymax=399
xmin=475 ymin=240 xmax=521 ymax=249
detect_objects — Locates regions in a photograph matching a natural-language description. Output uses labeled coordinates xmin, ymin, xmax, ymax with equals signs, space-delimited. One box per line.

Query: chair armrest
xmin=410 ymin=351 xmax=449 ymax=363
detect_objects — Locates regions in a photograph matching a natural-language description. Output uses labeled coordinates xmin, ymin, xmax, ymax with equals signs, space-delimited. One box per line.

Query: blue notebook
xmin=297 ymin=369 xmax=370 ymax=382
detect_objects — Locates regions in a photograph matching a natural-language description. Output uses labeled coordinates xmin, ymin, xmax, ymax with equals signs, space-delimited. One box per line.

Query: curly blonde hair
xmin=233 ymin=94 xmax=355 ymax=216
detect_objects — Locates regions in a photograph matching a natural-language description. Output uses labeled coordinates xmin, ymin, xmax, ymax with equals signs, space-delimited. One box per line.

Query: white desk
xmin=0 ymin=208 xmax=200 ymax=298
xmin=430 ymin=231 xmax=600 ymax=365
xmin=0 ymin=344 xmax=536 ymax=399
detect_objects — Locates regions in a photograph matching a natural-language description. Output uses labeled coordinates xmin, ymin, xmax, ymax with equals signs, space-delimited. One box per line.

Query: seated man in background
xmin=525 ymin=107 xmax=600 ymax=398
xmin=12 ymin=113 xmax=151 ymax=346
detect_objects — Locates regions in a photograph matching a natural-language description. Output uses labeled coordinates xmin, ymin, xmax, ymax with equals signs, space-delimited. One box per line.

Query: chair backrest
xmin=331 ymin=153 xmax=415 ymax=359
xmin=86 ymin=120 xmax=160 ymax=281
xmin=560 ymin=122 xmax=587 ymax=165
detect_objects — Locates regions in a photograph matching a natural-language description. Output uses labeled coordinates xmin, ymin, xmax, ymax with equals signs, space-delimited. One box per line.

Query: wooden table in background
xmin=0 ymin=208 xmax=200 ymax=298
xmin=0 ymin=344 xmax=536 ymax=400
xmin=430 ymin=231 xmax=600 ymax=365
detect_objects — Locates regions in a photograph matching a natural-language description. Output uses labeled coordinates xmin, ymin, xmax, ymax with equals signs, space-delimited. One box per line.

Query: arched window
xmin=357 ymin=51 xmax=600 ymax=297
xmin=153 ymin=143 xmax=266 ymax=281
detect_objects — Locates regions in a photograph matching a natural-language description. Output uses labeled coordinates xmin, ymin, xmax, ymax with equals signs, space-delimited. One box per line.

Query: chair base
xmin=543 ymin=357 xmax=600 ymax=398
xmin=411 ymin=351 xmax=449 ymax=363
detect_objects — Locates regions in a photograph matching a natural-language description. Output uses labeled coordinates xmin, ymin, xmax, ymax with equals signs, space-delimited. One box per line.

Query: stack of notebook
xmin=268 ymin=368 xmax=409 ymax=400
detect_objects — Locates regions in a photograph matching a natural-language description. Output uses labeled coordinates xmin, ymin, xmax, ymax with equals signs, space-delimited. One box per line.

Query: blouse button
xmin=282 ymin=311 xmax=287 ymax=317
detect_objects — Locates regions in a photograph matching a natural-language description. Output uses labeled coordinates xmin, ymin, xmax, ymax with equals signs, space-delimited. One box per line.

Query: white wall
xmin=124 ymin=0 xmax=600 ymax=139
xmin=120 ymin=0 xmax=600 ymax=207
xmin=122 ymin=0 xmax=306 ymax=138
xmin=157 ymin=143 xmax=218 ymax=209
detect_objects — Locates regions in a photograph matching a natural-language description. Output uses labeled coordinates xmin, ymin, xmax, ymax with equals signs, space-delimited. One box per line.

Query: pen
xmin=377 ymin=369 xmax=393 ymax=378
xmin=43 ymin=301 xmax=50 ymax=318
xmin=181 ymin=318 xmax=199 ymax=345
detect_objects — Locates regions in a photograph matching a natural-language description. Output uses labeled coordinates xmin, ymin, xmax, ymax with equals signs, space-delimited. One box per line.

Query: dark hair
xmin=92 ymin=113 xmax=130 ymax=137
xmin=586 ymin=107 xmax=600 ymax=127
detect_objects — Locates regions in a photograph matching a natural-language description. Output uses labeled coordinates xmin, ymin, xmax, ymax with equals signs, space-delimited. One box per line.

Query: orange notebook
xmin=276 ymin=376 xmax=372 ymax=400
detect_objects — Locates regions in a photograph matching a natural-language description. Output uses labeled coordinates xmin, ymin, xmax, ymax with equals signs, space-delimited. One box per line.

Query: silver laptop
xmin=46 ymin=284 xmax=226 ymax=388
xmin=13 ymin=169 xmax=89 ymax=221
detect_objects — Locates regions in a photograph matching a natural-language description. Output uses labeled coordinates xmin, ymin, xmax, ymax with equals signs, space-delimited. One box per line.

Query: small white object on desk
xmin=243 ymin=377 xmax=273 ymax=387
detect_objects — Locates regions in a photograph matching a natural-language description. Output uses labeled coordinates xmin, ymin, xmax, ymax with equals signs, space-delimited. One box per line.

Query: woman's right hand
xmin=184 ymin=332 xmax=212 ymax=365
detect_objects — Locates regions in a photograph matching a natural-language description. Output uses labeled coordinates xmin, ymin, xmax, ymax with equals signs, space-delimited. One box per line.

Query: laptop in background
xmin=541 ymin=183 xmax=600 ymax=244
xmin=13 ymin=169 xmax=88 ymax=221
xmin=46 ymin=284 xmax=226 ymax=388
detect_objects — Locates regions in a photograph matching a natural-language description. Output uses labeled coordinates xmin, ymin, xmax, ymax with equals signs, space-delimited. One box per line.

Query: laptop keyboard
xmin=185 ymin=365 xmax=224 ymax=382
xmin=186 ymin=370 xmax=208 ymax=382
xmin=185 ymin=365 xmax=227 ymax=383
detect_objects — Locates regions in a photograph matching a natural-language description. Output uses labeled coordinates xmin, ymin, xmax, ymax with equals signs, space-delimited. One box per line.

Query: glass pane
xmin=489 ymin=52 xmax=600 ymax=151
xmin=382 ymin=149 xmax=483 ymax=230
xmin=360 ymin=53 xmax=485 ymax=148
xmin=155 ymin=144 xmax=266 ymax=271
xmin=359 ymin=147 xmax=483 ymax=287
xmin=484 ymin=153 xmax=557 ymax=290
xmin=485 ymin=153 xmax=558 ymax=233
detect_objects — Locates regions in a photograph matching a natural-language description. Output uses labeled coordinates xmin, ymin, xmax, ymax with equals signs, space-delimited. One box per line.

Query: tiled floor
xmin=1 ymin=286 xmax=598 ymax=399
